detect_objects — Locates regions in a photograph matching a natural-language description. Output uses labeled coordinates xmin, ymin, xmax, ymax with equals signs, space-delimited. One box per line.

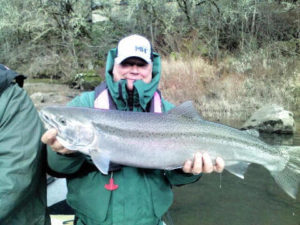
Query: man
xmin=0 ymin=65 xmax=50 ymax=225
xmin=42 ymin=34 xmax=224 ymax=225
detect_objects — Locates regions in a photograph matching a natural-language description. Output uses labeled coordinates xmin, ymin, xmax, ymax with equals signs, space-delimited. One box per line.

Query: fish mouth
xmin=39 ymin=112 xmax=62 ymax=134
xmin=39 ymin=111 xmax=86 ymax=150
xmin=39 ymin=112 xmax=75 ymax=148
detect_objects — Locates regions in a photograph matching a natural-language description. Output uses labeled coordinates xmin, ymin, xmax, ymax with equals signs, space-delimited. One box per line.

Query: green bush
xmin=69 ymin=70 xmax=103 ymax=91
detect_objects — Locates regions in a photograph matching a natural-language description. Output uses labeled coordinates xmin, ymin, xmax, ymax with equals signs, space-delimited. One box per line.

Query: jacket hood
xmin=104 ymin=48 xmax=161 ymax=111
xmin=0 ymin=65 xmax=26 ymax=93
xmin=0 ymin=68 xmax=19 ymax=94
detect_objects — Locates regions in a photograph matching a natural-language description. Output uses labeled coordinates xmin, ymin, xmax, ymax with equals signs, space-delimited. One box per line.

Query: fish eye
xmin=58 ymin=117 xmax=67 ymax=126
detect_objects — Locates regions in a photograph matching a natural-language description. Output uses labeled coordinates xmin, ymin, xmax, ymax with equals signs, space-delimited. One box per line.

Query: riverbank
xmin=24 ymin=65 xmax=299 ymax=123
xmin=24 ymin=79 xmax=299 ymax=123
xmin=24 ymin=82 xmax=81 ymax=110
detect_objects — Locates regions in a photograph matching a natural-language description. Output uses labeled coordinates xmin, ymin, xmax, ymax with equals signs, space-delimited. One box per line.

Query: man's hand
xmin=41 ymin=128 xmax=74 ymax=154
xmin=182 ymin=152 xmax=225 ymax=175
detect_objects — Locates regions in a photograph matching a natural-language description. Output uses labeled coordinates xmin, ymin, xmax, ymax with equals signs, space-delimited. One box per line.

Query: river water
xmin=168 ymin=118 xmax=300 ymax=225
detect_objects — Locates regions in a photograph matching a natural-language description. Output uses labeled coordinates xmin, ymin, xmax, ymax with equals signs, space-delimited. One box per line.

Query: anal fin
xmin=226 ymin=161 xmax=250 ymax=179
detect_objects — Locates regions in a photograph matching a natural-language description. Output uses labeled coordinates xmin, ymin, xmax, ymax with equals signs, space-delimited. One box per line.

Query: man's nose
xmin=130 ymin=65 xmax=139 ymax=73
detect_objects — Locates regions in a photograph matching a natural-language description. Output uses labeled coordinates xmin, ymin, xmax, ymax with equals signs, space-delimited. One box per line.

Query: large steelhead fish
xmin=40 ymin=101 xmax=300 ymax=198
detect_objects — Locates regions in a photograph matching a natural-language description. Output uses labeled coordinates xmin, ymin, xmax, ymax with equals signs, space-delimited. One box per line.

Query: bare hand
xmin=182 ymin=152 xmax=225 ymax=175
xmin=41 ymin=128 xmax=74 ymax=154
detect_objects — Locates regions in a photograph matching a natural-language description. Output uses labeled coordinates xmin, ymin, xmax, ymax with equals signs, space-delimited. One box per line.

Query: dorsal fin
xmin=168 ymin=101 xmax=202 ymax=121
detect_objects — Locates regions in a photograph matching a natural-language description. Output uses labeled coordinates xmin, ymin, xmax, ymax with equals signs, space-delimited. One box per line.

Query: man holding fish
xmin=42 ymin=34 xmax=225 ymax=225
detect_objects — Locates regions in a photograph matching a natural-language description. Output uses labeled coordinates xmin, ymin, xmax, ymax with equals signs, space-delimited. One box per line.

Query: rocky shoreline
xmin=24 ymin=82 xmax=81 ymax=110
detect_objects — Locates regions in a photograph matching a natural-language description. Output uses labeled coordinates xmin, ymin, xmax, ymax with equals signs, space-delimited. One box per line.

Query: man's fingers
xmin=41 ymin=128 xmax=75 ymax=154
xmin=51 ymin=140 xmax=65 ymax=152
xmin=191 ymin=152 xmax=202 ymax=175
xmin=202 ymin=152 xmax=213 ymax=173
xmin=214 ymin=157 xmax=225 ymax=173
xmin=41 ymin=128 xmax=57 ymax=145
xmin=182 ymin=159 xmax=193 ymax=173
xmin=183 ymin=153 xmax=203 ymax=175
xmin=59 ymin=148 xmax=75 ymax=154
xmin=182 ymin=151 xmax=225 ymax=174
xmin=41 ymin=128 xmax=63 ymax=151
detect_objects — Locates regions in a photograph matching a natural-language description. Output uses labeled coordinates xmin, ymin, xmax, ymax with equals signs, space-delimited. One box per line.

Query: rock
xmin=30 ymin=92 xmax=47 ymax=103
xmin=30 ymin=92 xmax=74 ymax=110
xmin=242 ymin=104 xmax=296 ymax=134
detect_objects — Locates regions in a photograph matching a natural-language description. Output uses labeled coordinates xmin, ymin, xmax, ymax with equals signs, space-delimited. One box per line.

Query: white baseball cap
xmin=115 ymin=34 xmax=152 ymax=64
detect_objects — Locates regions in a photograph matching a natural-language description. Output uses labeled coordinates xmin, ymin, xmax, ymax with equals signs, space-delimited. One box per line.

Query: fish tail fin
xmin=271 ymin=146 xmax=300 ymax=199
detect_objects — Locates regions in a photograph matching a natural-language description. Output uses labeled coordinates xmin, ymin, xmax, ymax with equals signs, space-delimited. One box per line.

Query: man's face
xmin=112 ymin=57 xmax=153 ymax=91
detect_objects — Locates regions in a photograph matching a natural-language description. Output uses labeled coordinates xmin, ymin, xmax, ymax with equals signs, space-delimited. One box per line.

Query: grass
xmin=26 ymin=78 xmax=66 ymax=84
xmin=159 ymin=52 xmax=300 ymax=120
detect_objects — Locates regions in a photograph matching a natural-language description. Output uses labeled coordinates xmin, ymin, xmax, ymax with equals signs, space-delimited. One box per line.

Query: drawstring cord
xmin=104 ymin=172 xmax=119 ymax=191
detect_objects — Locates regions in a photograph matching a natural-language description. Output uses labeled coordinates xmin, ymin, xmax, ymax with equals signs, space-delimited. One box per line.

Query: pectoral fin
xmin=226 ymin=161 xmax=250 ymax=179
xmin=90 ymin=149 xmax=110 ymax=175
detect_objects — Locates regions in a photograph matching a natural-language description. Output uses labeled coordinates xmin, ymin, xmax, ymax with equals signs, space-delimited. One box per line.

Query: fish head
xmin=40 ymin=106 xmax=95 ymax=151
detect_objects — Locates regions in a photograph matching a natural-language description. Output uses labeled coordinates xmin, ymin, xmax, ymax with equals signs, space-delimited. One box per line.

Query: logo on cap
xmin=135 ymin=46 xmax=148 ymax=54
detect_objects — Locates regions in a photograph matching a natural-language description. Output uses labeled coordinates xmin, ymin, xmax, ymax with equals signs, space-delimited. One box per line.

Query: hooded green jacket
xmin=0 ymin=71 xmax=49 ymax=225
xmin=47 ymin=49 xmax=201 ymax=225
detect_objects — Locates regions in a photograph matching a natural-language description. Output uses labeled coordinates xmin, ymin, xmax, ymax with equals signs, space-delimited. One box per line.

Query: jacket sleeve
xmin=161 ymin=98 xmax=202 ymax=186
xmin=47 ymin=148 xmax=86 ymax=175
xmin=0 ymin=85 xmax=48 ymax=222
xmin=47 ymin=92 xmax=95 ymax=176
xmin=164 ymin=170 xmax=202 ymax=186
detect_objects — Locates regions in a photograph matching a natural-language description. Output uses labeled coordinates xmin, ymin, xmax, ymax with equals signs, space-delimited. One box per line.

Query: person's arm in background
xmin=0 ymin=84 xmax=49 ymax=224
